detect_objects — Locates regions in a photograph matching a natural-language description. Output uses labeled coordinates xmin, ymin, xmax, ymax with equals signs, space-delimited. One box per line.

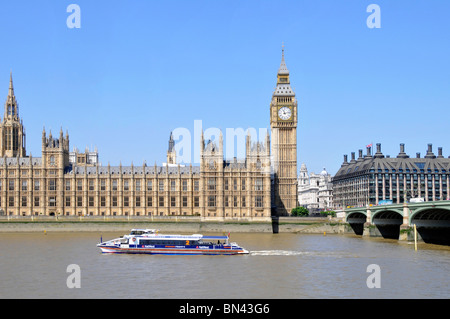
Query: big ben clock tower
xmin=270 ymin=45 xmax=298 ymax=216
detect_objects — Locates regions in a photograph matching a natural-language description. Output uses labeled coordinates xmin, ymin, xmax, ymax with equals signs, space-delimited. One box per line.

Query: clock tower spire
xmin=270 ymin=45 xmax=298 ymax=216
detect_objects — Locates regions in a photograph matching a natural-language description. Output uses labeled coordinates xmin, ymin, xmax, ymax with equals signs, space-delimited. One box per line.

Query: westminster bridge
xmin=344 ymin=200 xmax=450 ymax=245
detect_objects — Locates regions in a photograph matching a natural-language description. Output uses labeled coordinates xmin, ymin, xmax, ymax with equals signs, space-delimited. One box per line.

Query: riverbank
xmin=0 ymin=216 xmax=351 ymax=234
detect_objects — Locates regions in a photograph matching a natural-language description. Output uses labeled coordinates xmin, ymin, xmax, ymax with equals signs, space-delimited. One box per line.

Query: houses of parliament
xmin=0 ymin=50 xmax=298 ymax=218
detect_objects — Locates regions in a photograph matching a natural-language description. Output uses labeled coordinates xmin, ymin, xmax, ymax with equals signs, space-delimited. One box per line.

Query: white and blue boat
xmin=97 ymin=229 xmax=249 ymax=255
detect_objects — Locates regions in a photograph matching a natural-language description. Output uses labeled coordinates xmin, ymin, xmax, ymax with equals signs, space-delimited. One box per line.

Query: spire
xmin=278 ymin=42 xmax=289 ymax=75
xmin=5 ymin=71 xmax=19 ymax=120
xmin=9 ymin=71 xmax=14 ymax=97
xmin=168 ymin=131 xmax=174 ymax=152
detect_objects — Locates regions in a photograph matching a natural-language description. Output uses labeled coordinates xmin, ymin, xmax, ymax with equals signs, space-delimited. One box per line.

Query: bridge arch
xmin=372 ymin=210 xmax=403 ymax=239
xmin=346 ymin=212 xmax=367 ymax=223
xmin=410 ymin=207 xmax=450 ymax=245
xmin=346 ymin=212 xmax=367 ymax=236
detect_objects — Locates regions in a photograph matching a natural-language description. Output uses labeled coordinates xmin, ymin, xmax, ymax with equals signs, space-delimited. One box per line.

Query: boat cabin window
xmin=130 ymin=230 xmax=154 ymax=235
xmin=138 ymin=239 xmax=205 ymax=246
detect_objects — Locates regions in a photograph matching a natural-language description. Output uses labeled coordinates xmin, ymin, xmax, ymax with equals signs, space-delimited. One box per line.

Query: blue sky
xmin=0 ymin=0 xmax=449 ymax=175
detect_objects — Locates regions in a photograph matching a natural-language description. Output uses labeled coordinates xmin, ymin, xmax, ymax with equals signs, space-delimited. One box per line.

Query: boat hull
xmin=99 ymin=245 xmax=249 ymax=255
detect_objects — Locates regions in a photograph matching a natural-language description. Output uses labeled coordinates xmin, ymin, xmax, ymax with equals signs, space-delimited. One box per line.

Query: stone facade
xmin=298 ymin=164 xmax=333 ymax=212
xmin=1 ymin=51 xmax=298 ymax=219
xmin=270 ymin=46 xmax=298 ymax=216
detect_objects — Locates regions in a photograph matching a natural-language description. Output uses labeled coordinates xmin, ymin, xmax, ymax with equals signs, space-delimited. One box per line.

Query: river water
xmin=0 ymin=231 xmax=449 ymax=299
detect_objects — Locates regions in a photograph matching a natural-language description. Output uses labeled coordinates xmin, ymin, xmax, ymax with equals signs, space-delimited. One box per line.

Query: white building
xmin=298 ymin=163 xmax=333 ymax=213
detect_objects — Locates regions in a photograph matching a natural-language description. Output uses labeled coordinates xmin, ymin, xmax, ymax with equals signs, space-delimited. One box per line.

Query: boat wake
xmin=250 ymin=250 xmax=311 ymax=256
xmin=250 ymin=250 xmax=359 ymax=257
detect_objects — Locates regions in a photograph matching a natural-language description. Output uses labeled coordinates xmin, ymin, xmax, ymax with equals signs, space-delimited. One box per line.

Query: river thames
xmin=0 ymin=231 xmax=449 ymax=299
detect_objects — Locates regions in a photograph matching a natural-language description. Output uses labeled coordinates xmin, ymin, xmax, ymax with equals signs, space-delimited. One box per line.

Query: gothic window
xmin=48 ymin=180 xmax=56 ymax=191
xmin=207 ymin=178 xmax=216 ymax=191
xmin=50 ymin=156 xmax=55 ymax=166
xmin=5 ymin=128 xmax=11 ymax=150
xmin=255 ymin=196 xmax=263 ymax=208
xmin=49 ymin=197 xmax=56 ymax=207
xmin=255 ymin=178 xmax=263 ymax=191
xmin=207 ymin=196 xmax=216 ymax=207
xmin=21 ymin=196 xmax=27 ymax=207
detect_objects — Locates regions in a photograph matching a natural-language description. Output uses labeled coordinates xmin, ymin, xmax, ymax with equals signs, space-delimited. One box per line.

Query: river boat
xmin=97 ymin=229 xmax=249 ymax=255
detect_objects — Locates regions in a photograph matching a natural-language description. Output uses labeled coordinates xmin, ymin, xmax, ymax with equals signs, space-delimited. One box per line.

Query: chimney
xmin=425 ymin=143 xmax=436 ymax=159
xmin=416 ymin=153 xmax=420 ymax=158
xmin=365 ymin=145 xmax=371 ymax=157
xmin=438 ymin=147 xmax=444 ymax=158
xmin=397 ymin=143 xmax=409 ymax=158
xmin=350 ymin=152 xmax=356 ymax=163
xmin=374 ymin=143 xmax=385 ymax=158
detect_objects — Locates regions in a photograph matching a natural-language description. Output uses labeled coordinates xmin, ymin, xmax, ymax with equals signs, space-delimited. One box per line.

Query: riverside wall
xmin=0 ymin=216 xmax=353 ymax=234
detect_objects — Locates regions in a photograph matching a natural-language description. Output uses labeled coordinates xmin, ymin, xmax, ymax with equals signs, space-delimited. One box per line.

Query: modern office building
xmin=332 ymin=143 xmax=450 ymax=208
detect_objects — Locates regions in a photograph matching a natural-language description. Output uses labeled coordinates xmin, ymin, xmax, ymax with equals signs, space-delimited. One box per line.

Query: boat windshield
xmin=130 ymin=229 xmax=155 ymax=235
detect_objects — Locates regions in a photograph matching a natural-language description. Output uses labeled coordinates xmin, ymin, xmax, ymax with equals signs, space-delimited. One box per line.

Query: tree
xmin=320 ymin=210 xmax=336 ymax=217
xmin=291 ymin=206 xmax=309 ymax=217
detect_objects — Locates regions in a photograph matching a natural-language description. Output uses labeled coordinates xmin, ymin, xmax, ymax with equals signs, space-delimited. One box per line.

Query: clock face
xmin=278 ymin=107 xmax=291 ymax=120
